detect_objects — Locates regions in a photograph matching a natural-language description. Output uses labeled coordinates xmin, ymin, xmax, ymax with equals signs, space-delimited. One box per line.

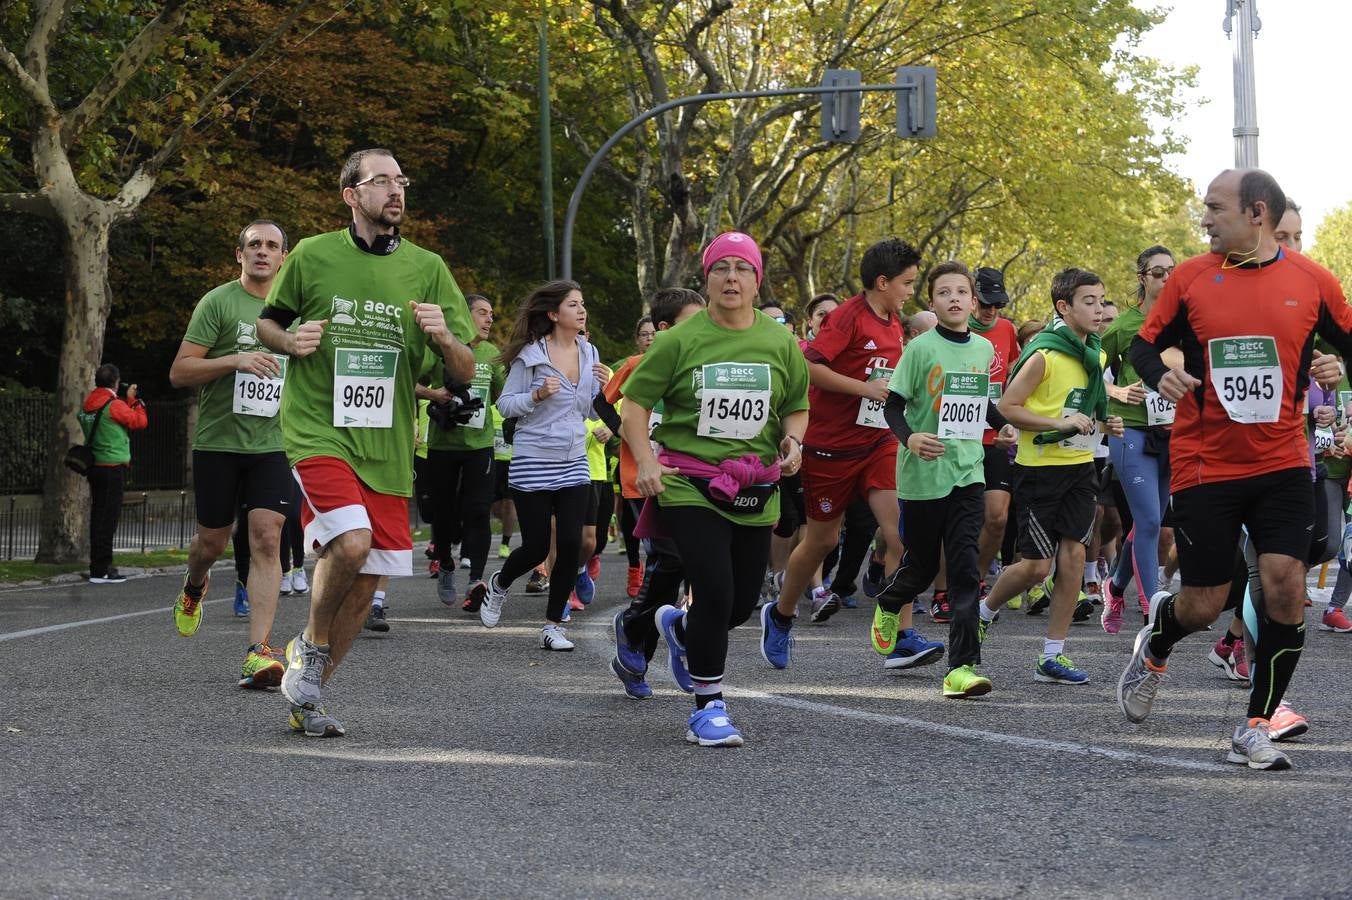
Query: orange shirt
xmin=603 ymin=354 xmax=644 ymax=498
xmin=1136 ymin=249 xmax=1352 ymax=492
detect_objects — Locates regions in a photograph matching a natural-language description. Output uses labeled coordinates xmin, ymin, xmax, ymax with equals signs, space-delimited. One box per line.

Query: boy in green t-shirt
xmin=978 ymin=268 xmax=1124 ymax=686
xmin=874 ymin=261 xmax=1016 ymax=697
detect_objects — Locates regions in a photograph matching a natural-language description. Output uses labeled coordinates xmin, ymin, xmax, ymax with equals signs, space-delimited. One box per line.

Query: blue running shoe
xmin=759 ymin=602 xmax=794 ymax=670
xmin=610 ymin=656 xmax=652 ymax=700
xmin=840 ymin=594 xmax=858 ymax=609
xmin=559 ymin=599 xmax=572 ymax=623
xmin=1035 ymin=653 xmax=1090 ymax=684
xmin=655 ymin=604 xmax=693 ymax=693
xmin=233 ymin=581 xmax=249 ymax=618
xmin=883 ymin=629 xmax=944 ymax=670
xmin=575 ymin=570 xmax=595 ymax=606
xmin=685 ymin=700 xmax=744 ymax=747
xmin=613 ymin=608 xmax=646 ymax=676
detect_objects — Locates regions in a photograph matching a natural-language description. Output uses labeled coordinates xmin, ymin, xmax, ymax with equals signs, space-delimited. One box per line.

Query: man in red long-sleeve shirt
xmin=77 ymin=362 xmax=148 ymax=583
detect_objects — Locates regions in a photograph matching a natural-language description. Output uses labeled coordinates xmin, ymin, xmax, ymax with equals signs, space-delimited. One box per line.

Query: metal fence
xmin=0 ymin=394 xmax=191 ymax=494
xmin=1 ymin=492 xmax=196 ymax=562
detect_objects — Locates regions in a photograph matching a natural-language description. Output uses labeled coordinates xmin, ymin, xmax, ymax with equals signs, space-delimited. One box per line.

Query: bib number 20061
xmin=334 ymin=347 xmax=399 ymax=428
xmin=696 ymin=363 xmax=772 ymax=439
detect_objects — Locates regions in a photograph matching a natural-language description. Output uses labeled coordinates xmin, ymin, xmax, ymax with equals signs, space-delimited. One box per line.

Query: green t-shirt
xmin=183 ymin=280 xmax=285 ymax=454
xmin=266 ymin=229 xmax=474 ymax=497
xmin=1102 ymin=304 xmax=1148 ymax=428
xmin=621 ymin=309 xmax=810 ymax=526
xmin=491 ymin=405 xmax=512 ymax=461
xmin=889 ymin=328 xmax=994 ymax=501
xmin=428 ymin=340 xmax=506 ymax=452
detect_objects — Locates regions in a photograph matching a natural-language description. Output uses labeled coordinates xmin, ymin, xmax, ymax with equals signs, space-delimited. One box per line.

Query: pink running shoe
xmin=1268 ymin=702 xmax=1308 ymax=741
xmin=1100 ymin=580 xmax=1125 ymax=634
xmin=1208 ymin=636 xmax=1247 ymax=682
xmin=1320 ymin=606 xmax=1352 ymax=633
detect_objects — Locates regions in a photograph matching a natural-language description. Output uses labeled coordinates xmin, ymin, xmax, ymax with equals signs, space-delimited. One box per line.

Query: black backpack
xmin=64 ymin=398 xmax=113 ymax=476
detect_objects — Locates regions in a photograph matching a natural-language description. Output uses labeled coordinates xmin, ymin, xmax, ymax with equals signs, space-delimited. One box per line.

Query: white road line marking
xmin=741 ymin=689 xmax=1230 ymax=772
xmin=0 ymin=598 xmax=230 ymax=642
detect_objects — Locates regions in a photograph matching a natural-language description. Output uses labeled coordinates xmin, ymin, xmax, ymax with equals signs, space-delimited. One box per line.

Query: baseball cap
xmin=974 ymin=267 xmax=1010 ymax=307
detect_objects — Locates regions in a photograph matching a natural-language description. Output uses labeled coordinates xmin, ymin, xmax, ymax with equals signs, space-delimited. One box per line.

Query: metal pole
xmin=538 ymin=2 xmax=556 ymax=279
xmin=560 ymin=82 xmax=907 ymax=281
xmin=1226 ymin=0 xmax=1261 ymax=167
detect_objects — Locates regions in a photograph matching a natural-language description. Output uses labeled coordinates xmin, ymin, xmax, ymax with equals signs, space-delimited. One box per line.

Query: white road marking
xmin=0 ymin=598 xmax=231 ymax=642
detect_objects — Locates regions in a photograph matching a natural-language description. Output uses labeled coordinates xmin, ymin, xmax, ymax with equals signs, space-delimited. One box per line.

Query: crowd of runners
xmin=156 ymin=148 xmax=1352 ymax=768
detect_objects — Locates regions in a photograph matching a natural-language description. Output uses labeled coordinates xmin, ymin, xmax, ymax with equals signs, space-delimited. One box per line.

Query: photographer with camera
xmin=77 ymin=363 xmax=148 ymax=584
xmin=426 ymin=293 xmax=505 ymax=615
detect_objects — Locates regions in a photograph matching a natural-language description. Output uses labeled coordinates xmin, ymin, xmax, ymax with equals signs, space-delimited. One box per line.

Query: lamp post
xmin=1224 ymin=0 xmax=1261 ymax=167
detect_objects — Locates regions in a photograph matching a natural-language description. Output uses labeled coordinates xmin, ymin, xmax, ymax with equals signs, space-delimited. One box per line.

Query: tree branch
xmin=0 ymin=190 xmax=57 ymax=220
xmin=137 ymin=0 xmax=317 ymax=181
xmin=62 ymin=0 xmax=192 ymax=149
xmin=0 ymin=40 xmax=53 ymax=110
xmin=22 ymin=0 xmax=72 ymax=83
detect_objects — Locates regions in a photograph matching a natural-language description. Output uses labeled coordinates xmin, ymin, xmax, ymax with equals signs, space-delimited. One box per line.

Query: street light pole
xmin=538 ymin=1 xmax=556 ymax=278
xmin=1224 ymin=0 xmax=1261 ymax=167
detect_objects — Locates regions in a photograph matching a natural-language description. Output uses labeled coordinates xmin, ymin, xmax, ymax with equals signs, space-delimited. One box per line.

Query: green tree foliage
xmin=1311 ymin=202 xmax=1352 ymax=299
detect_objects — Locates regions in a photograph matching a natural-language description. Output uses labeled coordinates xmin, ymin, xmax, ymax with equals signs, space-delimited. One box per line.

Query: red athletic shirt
xmin=975 ymin=315 xmax=1020 ymax=446
xmin=1133 ymin=249 xmax=1352 ymax=493
xmin=802 ymin=293 xmax=903 ymax=452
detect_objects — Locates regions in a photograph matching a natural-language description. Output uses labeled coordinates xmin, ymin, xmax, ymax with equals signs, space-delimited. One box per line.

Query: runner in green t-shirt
xmin=255 ymin=148 xmax=476 ymax=738
xmin=874 ymin=261 xmax=1017 ymax=698
xmin=167 ymin=219 xmax=293 ymax=691
xmin=426 ymin=294 xmax=506 ymax=612
xmin=620 ymin=231 xmax=808 ymax=747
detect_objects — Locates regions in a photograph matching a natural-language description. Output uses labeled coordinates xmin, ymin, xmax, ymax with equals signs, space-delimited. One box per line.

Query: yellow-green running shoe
xmin=174 ymin=574 xmax=208 ymax=637
xmin=1006 ymin=593 xmax=1023 ymax=610
xmin=238 ymin=645 xmax=284 ymax=689
xmin=288 ymin=704 xmax=346 ymax=738
xmin=1024 ymin=577 xmax=1051 ymax=615
xmin=871 ymin=604 xmax=899 ymax=655
xmin=943 ymin=665 xmax=993 ymax=698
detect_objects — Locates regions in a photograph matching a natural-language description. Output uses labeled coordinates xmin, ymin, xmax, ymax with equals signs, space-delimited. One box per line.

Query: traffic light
xmin=820 ymin=69 xmax=862 ymax=143
xmin=895 ymin=66 xmax=936 ymax=139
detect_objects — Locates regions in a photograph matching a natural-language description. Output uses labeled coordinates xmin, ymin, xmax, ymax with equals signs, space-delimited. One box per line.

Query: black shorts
xmin=494 ymin=459 xmax=511 ymax=501
xmin=1013 ymin=462 xmax=1097 ymax=560
xmin=585 ymin=479 xmax=610 ymax=527
xmin=983 ymin=444 xmax=1012 ymax=493
xmin=1094 ymin=457 xmax=1116 ymax=507
xmin=1171 ymin=467 xmax=1314 ymax=587
xmin=192 ymin=449 xmax=293 ymax=529
xmin=774 ymin=472 xmax=806 ymax=538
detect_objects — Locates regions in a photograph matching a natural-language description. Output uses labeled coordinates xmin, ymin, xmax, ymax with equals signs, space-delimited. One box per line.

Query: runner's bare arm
xmin=807 ymin=360 xmax=887 ymax=400
xmin=169 ymin=340 xmax=280 ymax=388
xmin=620 ymin=400 xmax=677 ymax=496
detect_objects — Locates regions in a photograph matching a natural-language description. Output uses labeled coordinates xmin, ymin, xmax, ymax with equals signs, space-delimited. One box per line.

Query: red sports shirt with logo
xmin=1134 ymin=249 xmax=1352 ymax=493
xmin=978 ymin=315 xmax=1021 ymax=446
xmin=802 ymin=293 xmax=903 ymax=452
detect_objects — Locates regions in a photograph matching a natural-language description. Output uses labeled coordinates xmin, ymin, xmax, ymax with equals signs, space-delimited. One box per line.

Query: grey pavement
xmin=2 ymin=551 xmax=1351 ymax=898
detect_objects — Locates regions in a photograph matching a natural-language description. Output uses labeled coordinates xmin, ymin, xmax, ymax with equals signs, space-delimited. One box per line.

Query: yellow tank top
xmin=1015 ymin=348 xmax=1102 ymax=467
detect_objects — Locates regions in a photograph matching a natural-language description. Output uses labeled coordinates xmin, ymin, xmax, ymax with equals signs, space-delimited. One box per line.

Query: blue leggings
xmin=1108 ymin=429 xmax=1169 ymax=607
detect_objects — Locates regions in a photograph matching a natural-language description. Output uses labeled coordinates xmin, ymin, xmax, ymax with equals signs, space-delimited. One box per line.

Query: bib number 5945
xmin=1208 ymin=336 xmax=1281 ymax=425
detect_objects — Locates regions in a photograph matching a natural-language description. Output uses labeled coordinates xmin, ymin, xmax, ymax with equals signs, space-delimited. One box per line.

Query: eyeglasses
xmin=1142 ymin=265 xmax=1174 ymax=279
xmin=353 ymin=174 xmax=411 ymax=190
xmin=709 ymin=261 xmax=757 ymax=278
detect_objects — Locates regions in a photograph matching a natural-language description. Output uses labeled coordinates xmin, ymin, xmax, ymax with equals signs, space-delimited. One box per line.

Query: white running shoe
xmin=290 ymin=567 xmax=309 ymax=593
xmin=480 ymin=571 xmax=507 ymax=628
xmin=1227 ymin=719 xmax=1292 ymax=770
xmin=540 ymin=623 xmax=575 ymax=651
xmin=279 ymin=571 xmax=293 ymax=595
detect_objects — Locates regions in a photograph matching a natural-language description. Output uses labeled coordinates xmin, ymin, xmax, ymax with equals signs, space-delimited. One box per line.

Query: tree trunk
xmin=36 ymin=209 xmax=114 ymax=564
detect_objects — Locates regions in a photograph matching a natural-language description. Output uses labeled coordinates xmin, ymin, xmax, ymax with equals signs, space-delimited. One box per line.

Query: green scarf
xmin=1008 ymin=316 xmax=1107 ymax=444
xmin=968 ymin=312 xmax=997 ymax=333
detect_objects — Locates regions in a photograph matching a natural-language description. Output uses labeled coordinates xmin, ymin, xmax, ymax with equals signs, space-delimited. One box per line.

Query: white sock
xmin=979 ymin=601 xmax=996 ymax=623
xmin=372 ymin=591 xmax=386 ymax=609
xmin=1084 ymin=562 xmax=1097 ymax=585
xmin=1042 ymin=638 xmax=1065 ymax=659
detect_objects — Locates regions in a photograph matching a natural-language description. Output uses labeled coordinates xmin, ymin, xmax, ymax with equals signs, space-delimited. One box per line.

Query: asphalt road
xmin=2 ymin=550 xmax=1351 ymax=898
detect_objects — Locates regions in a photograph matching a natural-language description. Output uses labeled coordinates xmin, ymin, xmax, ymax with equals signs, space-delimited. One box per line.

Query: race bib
xmin=493 ymin=429 xmax=509 ymax=457
xmin=1058 ymin=387 xmax=1103 ymax=453
xmin=1144 ymin=390 xmax=1175 ymax=426
xmin=1314 ymin=427 xmax=1336 ymax=454
xmin=648 ymin=400 xmax=665 ymax=438
xmin=936 ymin=372 xmax=989 ymax=441
xmin=334 ymin=348 xmax=398 ymax=428
xmin=233 ymin=355 xmax=285 ymax=418
xmin=1208 ymin=336 xmax=1281 ymax=424
xmin=1339 ymin=390 xmax=1352 ymax=425
xmin=988 ymin=381 xmax=1003 ymax=403
xmin=467 ymin=384 xmax=489 ymax=429
xmin=855 ymin=366 xmax=894 ymax=429
xmin=696 ymin=363 xmax=771 ymax=439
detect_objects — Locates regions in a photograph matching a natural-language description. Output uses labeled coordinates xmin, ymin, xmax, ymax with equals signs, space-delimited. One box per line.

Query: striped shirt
xmin=507 ymin=455 xmax=591 ymax=492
